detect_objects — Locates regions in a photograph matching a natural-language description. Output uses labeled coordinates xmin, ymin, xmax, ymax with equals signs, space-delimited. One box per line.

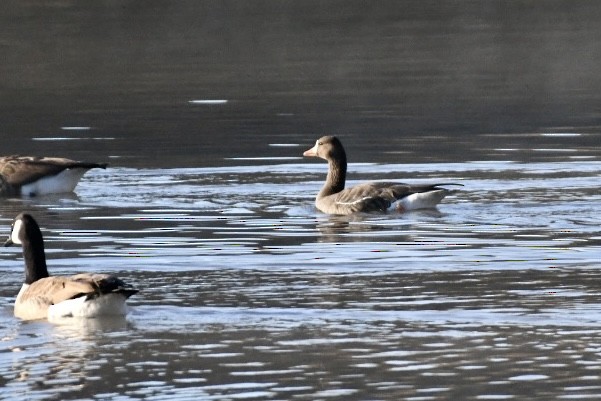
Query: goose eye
xmin=318 ymin=142 xmax=323 ymax=146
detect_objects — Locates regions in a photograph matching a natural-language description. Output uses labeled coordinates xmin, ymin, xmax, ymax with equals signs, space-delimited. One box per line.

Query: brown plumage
xmin=6 ymin=213 xmax=137 ymax=321
xmin=13 ymin=274 xmax=137 ymax=321
xmin=0 ymin=156 xmax=107 ymax=196
xmin=303 ymin=136 xmax=460 ymax=215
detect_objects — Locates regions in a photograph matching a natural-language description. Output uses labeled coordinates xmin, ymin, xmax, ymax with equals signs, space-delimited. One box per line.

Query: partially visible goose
xmin=303 ymin=136 xmax=461 ymax=215
xmin=0 ymin=156 xmax=107 ymax=196
xmin=5 ymin=213 xmax=138 ymax=321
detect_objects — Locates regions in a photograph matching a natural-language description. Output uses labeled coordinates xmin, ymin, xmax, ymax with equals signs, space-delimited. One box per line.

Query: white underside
xmin=390 ymin=190 xmax=448 ymax=211
xmin=48 ymin=293 xmax=129 ymax=321
xmin=15 ymin=284 xmax=130 ymax=321
xmin=20 ymin=168 xmax=88 ymax=196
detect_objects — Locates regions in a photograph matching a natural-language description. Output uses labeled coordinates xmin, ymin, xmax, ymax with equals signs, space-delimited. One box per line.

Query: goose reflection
xmin=314 ymin=209 xmax=445 ymax=243
xmin=6 ymin=316 xmax=131 ymax=398
xmin=0 ymin=192 xmax=80 ymax=217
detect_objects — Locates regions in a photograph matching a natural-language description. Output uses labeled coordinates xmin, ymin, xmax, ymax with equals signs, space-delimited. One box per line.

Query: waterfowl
xmin=5 ymin=213 xmax=137 ymax=321
xmin=0 ymin=156 xmax=107 ymax=196
xmin=303 ymin=136 xmax=460 ymax=215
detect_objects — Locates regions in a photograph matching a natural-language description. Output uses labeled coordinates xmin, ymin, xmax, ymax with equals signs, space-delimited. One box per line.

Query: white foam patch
xmin=268 ymin=143 xmax=300 ymax=147
xmin=61 ymin=126 xmax=92 ymax=130
xmin=540 ymin=133 xmax=581 ymax=137
xmin=188 ymin=99 xmax=228 ymax=105
xmin=532 ymin=148 xmax=577 ymax=152
xmin=225 ymin=157 xmax=300 ymax=161
xmin=33 ymin=137 xmax=114 ymax=141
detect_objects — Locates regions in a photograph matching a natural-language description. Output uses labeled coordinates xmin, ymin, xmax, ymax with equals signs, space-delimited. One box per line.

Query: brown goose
xmin=5 ymin=213 xmax=138 ymax=320
xmin=303 ymin=136 xmax=460 ymax=215
xmin=0 ymin=156 xmax=107 ymax=196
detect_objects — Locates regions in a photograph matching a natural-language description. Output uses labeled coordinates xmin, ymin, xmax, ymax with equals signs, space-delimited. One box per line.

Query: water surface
xmin=2 ymin=1 xmax=601 ymax=400
xmin=1 ymin=147 xmax=601 ymax=400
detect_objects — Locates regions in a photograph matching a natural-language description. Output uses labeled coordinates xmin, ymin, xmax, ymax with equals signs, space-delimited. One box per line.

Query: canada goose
xmin=0 ymin=156 xmax=107 ymax=196
xmin=303 ymin=136 xmax=461 ymax=215
xmin=5 ymin=213 xmax=137 ymax=321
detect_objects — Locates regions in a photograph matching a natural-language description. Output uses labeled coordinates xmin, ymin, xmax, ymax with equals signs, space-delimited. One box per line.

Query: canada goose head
xmin=5 ymin=213 xmax=49 ymax=284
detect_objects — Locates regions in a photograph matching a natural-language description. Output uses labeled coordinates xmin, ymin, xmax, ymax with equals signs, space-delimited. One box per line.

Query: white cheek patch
xmin=11 ymin=219 xmax=24 ymax=245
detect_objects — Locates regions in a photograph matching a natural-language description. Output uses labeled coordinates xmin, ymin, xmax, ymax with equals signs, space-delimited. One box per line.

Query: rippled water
xmin=1 ymin=131 xmax=601 ymax=400
xmin=2 ymin=1 xmax=601 ymax=399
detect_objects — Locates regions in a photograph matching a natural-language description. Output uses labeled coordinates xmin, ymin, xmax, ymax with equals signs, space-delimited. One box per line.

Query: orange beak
xmin=303 ymin=143 xmax=318 ymax=157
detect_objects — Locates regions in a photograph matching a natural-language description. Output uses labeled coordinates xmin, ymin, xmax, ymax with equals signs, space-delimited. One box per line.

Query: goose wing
xmin=19 ymin=276 xmax=98 ymax=308
xmin=0 ymin=156 xmax=107 ymax=186
xmin=332 ymin=182 xmax=457 ymax=214
xmin=20 ymin=274 xmax=137 ymax=306
xmin=70 ymin=273 xmax=138 ymax=299
xmin=331 ymin=182 xmax=398 ymax=213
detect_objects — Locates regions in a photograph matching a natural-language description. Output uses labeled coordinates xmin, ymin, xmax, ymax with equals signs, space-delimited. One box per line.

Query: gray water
xmin=2 ymin=2 xmax=601 ymax=401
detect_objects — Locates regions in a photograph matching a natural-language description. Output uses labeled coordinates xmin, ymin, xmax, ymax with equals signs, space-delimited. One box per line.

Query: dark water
xmin=2 ymin=0 xmax=601 ymax=166
xmin=1 ymin=2 xmax=601 ymax=400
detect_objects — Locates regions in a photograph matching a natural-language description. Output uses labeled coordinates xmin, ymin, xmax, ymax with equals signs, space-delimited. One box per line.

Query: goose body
xmin=0 ymin=156 xmax=107 ymax=196
xmin=6 ymin=213 xmax=137 ymax=321
xmin=303 ymin=136 xmax=460 ymax=215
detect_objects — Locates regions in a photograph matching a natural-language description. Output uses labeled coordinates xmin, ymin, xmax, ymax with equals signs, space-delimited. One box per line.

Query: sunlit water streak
xmin=0 ymin=159 xmax=601 ymax=400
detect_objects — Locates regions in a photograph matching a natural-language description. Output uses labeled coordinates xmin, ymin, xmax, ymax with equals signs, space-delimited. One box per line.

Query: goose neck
xmin=22 ymin=239 xmax=49 ymax=284
xmin=318 ymin=157 xmax=347 ymax=198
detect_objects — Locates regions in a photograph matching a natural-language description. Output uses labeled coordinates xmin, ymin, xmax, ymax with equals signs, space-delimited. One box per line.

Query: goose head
xmin=303 ymin=136 xmax=346 ymax=162
xmin=4 ymin=213 xmax=49 ymax=284
xmin=4 ymin=213 xmax=40 ymax=247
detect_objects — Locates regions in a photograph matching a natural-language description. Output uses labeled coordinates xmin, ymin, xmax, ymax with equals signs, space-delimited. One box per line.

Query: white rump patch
xmin=391 ymin=190 xmax=448 ymax=211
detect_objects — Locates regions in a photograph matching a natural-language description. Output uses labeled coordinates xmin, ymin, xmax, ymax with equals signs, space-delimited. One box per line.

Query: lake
xmin=1 ymin=1 xmax=601 ymax=400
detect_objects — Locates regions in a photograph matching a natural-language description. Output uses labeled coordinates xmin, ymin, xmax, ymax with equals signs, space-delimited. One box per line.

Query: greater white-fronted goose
xmin=303 ymin=135 xmax=460 ymax=215
xmin=0 ymin=156 xmax=107 ymax=196
xmin=5 ymin=213 xmax=138 ymax=321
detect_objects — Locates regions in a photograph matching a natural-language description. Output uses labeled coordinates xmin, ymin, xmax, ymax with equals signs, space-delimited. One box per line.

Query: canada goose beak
xmin=4 ymin=237 xmax=13 ymax=247
xmin=303 ymin=143 xmax=318 ymax=157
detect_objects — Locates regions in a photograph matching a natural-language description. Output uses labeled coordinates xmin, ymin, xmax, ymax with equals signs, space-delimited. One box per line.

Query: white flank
xmin=20 ymin=168 xmax=89 ymax=196
xmin=48 ymin=293 xmax=129 ymax=321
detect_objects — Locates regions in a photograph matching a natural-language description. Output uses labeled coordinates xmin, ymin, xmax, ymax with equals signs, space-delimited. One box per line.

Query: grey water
xmin=2 ymin=1 xmax=601 ymax=400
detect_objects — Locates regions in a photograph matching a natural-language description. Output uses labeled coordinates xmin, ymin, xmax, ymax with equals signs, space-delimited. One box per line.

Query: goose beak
xmin=303 ymin=143 xmax=318 ymax=157
xmin=4 ymin=237 xmax=13 ymax=247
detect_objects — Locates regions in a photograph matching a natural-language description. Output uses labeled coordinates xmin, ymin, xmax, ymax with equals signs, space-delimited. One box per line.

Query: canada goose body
xmin=0 ymin=156 xmax=107 ymax=196
xmin=6 ymin=213 xmax=137 ymax=321
xmin=303 ymin=136 xmax=460 ymax=215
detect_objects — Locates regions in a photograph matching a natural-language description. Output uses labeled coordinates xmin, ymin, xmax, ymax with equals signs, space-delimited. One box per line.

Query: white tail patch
xmin=391 ymin=190 xmax=448 ymax=212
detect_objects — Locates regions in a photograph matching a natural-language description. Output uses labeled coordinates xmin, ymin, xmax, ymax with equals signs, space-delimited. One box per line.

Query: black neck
xmin=22 ymin=234 xmax=49 ymax=285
